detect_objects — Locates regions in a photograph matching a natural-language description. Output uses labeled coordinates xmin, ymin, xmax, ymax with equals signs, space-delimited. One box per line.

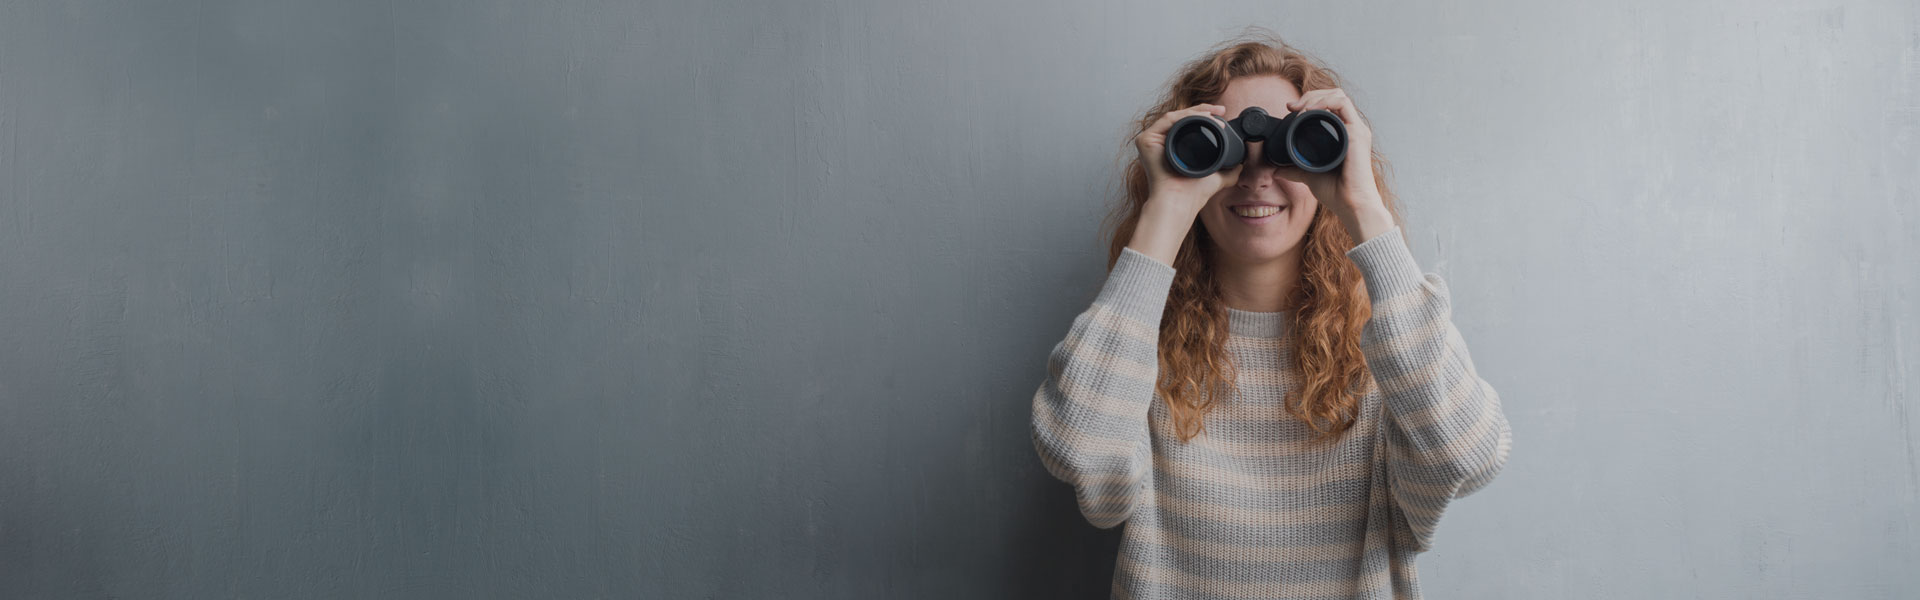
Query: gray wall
xmin=0 ymin=1 xmax=1914 ymax=598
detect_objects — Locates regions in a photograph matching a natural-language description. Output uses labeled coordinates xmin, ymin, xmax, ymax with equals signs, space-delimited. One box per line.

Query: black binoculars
xmin=1163 ymin=106 xmax=1348 ymax=177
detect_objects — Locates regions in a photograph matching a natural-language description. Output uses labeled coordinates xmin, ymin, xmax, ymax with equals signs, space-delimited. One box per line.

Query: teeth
xmin=1232 ymin=205 xmax=1283 ymax=218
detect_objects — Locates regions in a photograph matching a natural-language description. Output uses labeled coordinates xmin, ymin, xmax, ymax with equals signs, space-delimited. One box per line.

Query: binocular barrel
xmin=1163 ymin=107 xmax=1348 ymax=177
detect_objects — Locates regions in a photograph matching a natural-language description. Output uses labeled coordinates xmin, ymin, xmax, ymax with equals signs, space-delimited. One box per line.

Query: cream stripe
xmin=1386 ymin=388 xmax=1503 ymax=475
xmin=1032 ymin=429 xmax=1135 ymax=489
xmin=1114 ymin=553 xmax=1387 ymax=598
xmin=1053 ymin=331 xmax=1159 ymax=386
xmin=1388 ymin=484 xmax=1444 ymax=523
xmin=1154 ymin=490 xmax=1385 ymax=527
xmin=1125 ymin=518 xmax=1377 ymax=563
xmin=1031 ymin=385 xmax=1142 ymax=458
xmin=1369 ymin=280 xmax=1437 ymax=321
xmin=1374 ymin=330 xmax=1492 ymax=431
xmin=1036 ymin=392 xmax=1136 ymax=480
xmin=1367 ymin=317 xmax=1450 ymax=388
xmin=1049 ymin=375 xmax=1155 ymax=422
xmin=1151 ymin=450 xmax=1371 ymax=493
xmin=1182 ymin=430 xmax=1338 ymax=460
xmin=1387 ymin=363 xmax=1486 ymax=433
xmin=1089 ymin=301 xmax=1163 ymax=341
xmin=1219 ymin=363 xmax=1290 ymax=382
xmin=1384 ymin=455 xmax=1478 ymax=501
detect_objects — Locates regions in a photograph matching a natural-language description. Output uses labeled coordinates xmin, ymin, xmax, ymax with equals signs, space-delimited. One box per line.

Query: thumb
xmin=1273 ymin=166 xmax=1306 ymax=183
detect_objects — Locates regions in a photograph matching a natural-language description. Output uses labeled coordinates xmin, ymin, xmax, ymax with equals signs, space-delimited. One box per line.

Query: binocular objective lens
xmin=1169 ymin=125 xmax=1221 ymax=172
xmin=1292 ymin=117 xmax=1344 ymax=169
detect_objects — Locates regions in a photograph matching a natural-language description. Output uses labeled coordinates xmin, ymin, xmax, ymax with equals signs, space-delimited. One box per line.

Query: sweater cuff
xmin=1344 ymin=225 xmax=1426 ymax=303
xmin=1094 ymin=246 xmax=1178 ymax=326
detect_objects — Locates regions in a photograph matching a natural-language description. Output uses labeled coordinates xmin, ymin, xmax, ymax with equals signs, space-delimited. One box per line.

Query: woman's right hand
xmin=1127 ymin=103 xmax=1243 ymax=266
xmin=1135 ymin=103 xmax=1243 ymax=215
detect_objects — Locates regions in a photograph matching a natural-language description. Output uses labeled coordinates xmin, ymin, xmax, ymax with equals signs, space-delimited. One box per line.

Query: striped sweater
xmin=1029 ymin=225 xmax=1513 ymax=599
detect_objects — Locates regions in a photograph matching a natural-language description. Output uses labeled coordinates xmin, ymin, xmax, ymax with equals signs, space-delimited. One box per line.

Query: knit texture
xmin=1029 ymin=225 xmax=1512 ymax=600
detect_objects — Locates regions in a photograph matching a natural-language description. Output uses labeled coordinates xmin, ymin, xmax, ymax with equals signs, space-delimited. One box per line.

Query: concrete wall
xmin=0 ymin=1 xmax=1913 ymax=597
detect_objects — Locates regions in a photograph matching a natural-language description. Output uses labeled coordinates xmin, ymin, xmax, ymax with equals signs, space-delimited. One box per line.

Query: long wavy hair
xmin=1097 ymin=28 xmax=1407 ymax=444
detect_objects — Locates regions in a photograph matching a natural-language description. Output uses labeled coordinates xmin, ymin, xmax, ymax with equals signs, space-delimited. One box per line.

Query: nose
xmin=1237 ymin=140 xmax=1275 ymax=190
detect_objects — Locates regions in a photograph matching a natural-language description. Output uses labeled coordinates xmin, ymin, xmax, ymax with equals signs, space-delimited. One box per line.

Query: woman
xmin=1029 ymin=32 xmax=1513 ymax=599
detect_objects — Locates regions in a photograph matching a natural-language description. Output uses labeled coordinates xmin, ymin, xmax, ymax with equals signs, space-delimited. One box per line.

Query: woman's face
xmin=1197 ymin=75 xmax=1318 ymax=266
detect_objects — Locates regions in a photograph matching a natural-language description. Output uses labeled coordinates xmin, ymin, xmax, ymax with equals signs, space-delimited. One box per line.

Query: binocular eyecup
xmin=1163 ymin=106 xmax=1349 ymax=178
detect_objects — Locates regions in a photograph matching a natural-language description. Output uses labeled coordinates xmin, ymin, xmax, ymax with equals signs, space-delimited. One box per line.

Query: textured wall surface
xmin=0 ymin=1 xmax=1914 ymax=598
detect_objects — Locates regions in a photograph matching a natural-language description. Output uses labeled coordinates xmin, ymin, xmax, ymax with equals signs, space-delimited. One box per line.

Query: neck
xmin=1210 ymin=246 xmax=1302 ymax=313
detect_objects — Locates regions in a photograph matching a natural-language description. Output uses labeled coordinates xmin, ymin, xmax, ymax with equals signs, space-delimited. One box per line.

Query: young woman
xmin=1029 ymin=33 xmax=1513 ymax=599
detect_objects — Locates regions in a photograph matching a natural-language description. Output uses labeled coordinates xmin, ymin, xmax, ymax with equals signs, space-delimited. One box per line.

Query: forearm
xmin=1029 ymin=244 xmax=1177 ymax=528
xmin=1346 ymin=226 xmax=1513 ymax=550
xmin=1347 ymin=225 xmax=1506 ymax=478
xmin=1340 ymin=197 xmax=1397 ymax=248
xmin=1125 ymin=195 xmax=1198 ymax=268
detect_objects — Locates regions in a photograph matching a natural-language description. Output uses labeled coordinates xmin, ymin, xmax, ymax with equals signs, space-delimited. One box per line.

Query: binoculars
xmin=1163 ymin=106 xmax=1348 ymax=177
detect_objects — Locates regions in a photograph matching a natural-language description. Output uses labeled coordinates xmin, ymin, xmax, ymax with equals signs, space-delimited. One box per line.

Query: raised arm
xmin=1029 ymin=246 xmax=1176 ymax=529
xmin=1346 ymin=225 xmax=1513 ymax=552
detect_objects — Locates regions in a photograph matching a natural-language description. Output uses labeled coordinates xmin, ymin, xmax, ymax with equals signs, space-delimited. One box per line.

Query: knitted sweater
xmin=1029 ymin=225 xmax=1513 ymax=600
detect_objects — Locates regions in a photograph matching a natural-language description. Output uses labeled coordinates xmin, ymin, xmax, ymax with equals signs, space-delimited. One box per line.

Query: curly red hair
xmin=1097 ymin=27 xmax=1407 ymax=444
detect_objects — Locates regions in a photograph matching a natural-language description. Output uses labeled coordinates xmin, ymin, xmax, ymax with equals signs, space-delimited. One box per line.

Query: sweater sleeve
xmin=1029 ymin=246 xmax=1176 ymax=529
xmin=1346 ymin=225 xmax=1513 ymax=553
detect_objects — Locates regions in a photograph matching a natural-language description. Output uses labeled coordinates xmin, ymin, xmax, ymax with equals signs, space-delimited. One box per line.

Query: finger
xmin=1140 ymin=104 xmax=1229 ymax=153
xmin=1290 ymin=92 xmax=1364 ymax=129
xmin=1287 ymin=90 xmax=1329 ymax=112
xmin=1140 ymin=105 xmax=1211 ymax=148
xmin=1287 ymin=89 xmax=1345 ymax=114
xmin=1164 ymin=104 xmax=1222 ymax=128
xmin=1284 ymin=89 xmax=1327 ymax=112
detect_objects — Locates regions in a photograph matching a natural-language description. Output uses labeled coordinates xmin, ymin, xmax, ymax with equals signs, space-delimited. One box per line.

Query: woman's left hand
xmin=1273 ymin=87 xmax=1394 ymax=243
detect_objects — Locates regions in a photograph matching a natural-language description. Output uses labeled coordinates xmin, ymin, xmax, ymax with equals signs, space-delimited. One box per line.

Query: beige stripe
xmin=1223 ymin=336 xmax=1287 ymax=354
xmin=1383 ymin=367 xmax=1491 ymax=435
xmin=1369 ymin=280 xmax=1436 ymax=321
xmin=1089 ymin=301 xmax=1163 ymax=341
xmin=1364 ymin=318 xmax=1450 ymax=388
xmin=1381 ymin=416 xmax=1504 ymax=524
xmin=1187 ymin=396 xmax=1382 ymax=451
xmin=1366 ymin=312 xmax=1449 ymax=382
xmin=1397 ymin=499 xmax=1438 ymax=542
xmin=1114 ymin=553 xmax=1388 ymax=598
xmin=1372 ymin=329 xmax=1495 ymax=432
xmin=1036 ymin=382 xmax=1136 ymax=448
xmin=1154 ymin=489 xmax=1385 ymax=527
xmin=1033 ymin=433 xmax=1147 ymax=521
xmin=1052 ymin=332 xmax=1159 ymax=387
xmin=1385 ymin=399 xmax=1504 ymax=479
xmin=1218 ymin=363 xmax=1290 ymax=383
xmin=1179 ymin=429 xmax=1338 ymax=460
xmin=1388 ymin=485 xmax=1443 ymax=524
xmin=1151 ymin=450 xmax=1371 ymax=493
xmin=1048 ymin=375 xmax=1155 ymax=422
xmin=1125 ymin=518 xmax=1378 ymax=563
xmin=1031 ymin=385 xmax=1142 ymax=458
xmin=1387 ymin=477 xmax=1454 ymax=510
xmin=1033 ymin=441 xmax=1141 ymax=492
xmin=1391 ymin=549 xmax=1418 ymax=585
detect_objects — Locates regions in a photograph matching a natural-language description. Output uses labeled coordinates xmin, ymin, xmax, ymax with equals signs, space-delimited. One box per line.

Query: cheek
xmin=1196 ymin=206 xmax=1228 ymax=236
xmin=1282 ymin=183 xmax=1316 ymax=211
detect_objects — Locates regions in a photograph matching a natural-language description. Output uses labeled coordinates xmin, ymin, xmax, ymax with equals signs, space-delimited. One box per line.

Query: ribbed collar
xmin=1225 ymin=306 xmax=1290 ymax=339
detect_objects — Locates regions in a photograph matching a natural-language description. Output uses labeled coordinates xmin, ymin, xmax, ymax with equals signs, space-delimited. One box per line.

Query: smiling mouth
xmin=1230 ymin=205 xmax=1286 ymax=218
